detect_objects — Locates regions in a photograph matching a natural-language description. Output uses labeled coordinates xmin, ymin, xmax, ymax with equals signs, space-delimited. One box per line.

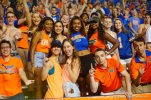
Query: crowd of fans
xmin=0 ymin=0 xmax=151 ymax=99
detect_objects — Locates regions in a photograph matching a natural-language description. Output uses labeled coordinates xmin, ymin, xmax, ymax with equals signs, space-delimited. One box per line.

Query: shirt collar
xmin=135 ymin=50 xmax=151 ymax=63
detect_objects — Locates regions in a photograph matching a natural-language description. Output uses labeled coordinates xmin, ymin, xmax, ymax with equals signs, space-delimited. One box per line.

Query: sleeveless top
xmin=36 ymin=30 xmax=51 ymax=53
xmin=44 ymin=57 xmax=64 ymax=98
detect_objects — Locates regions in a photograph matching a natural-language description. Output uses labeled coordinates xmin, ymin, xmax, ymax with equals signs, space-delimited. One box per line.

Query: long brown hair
xmin=61 ymin=39 xmax=80 ymax=69
xmin=114 ymin=18 xmax=128 ymax=33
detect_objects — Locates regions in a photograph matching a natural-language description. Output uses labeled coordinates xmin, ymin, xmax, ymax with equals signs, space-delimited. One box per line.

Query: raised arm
xmin=43 ymin=0 xmax=52 ymax=17
xmin=23 ymin=0 xmax=32 ymax=27
xmin=77 ymin=0 xmax=87 ymax=16
xmin=89 ymin=64 xmax=99 ymax=93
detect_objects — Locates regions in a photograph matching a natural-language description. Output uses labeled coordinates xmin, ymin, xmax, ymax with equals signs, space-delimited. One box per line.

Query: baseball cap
xmin=88 ymin=16 xmax=100 ymax=23
xmin=51 ymin=40 xmax=62 ymax=48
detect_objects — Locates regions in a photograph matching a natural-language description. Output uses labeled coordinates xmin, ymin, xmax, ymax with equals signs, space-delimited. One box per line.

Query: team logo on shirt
xmin=109 ymin=68 xmax=114 ymax=73
xmin=149 ymin=58 xmax=151 ymax=62
xmin=75 ymin=38 xmax=81 ymax=42
xmin=102 ymin=75 xmax=105 ymax=79
xmin=6 ymin=65 xmax=14 ymax=69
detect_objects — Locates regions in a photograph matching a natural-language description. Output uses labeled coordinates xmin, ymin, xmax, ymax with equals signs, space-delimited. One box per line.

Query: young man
xmin=0 ymin=40 xmax=34 ymax=100
xmin=0 ymin=12 xmax=22 ymax=55
xmin=130 ymin=37 xmax=151 ymax=93
xmin=137 ymin=13 xmax=151 ymax=50
xmin=89 ymin=48 xmax=132 ymax=99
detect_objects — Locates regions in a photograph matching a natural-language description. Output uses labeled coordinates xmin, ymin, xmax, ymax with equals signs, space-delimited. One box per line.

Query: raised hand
xmin=89 ymin=63 xmax=95 ymax=77
xmin=44 ymin=56 xmax=53 ymax=68
xmin=139 ymin=67 xmax=144 ymax=76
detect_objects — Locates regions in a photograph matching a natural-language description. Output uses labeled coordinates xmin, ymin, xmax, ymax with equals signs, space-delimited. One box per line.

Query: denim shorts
xmin=34 ymin=52 xmax=48 ymax=68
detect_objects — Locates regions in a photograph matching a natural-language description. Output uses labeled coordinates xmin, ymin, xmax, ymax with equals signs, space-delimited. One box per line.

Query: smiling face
xmin=43 ymin=20 xmax=53 ymax=33
xmin=63 ymin=41 xmax=74 ymax=57
xmin=103 ymin=18 xmax=112 ymax=29
xmin=6 ymin=12 xmax=15 ymax=25
xmin=61 ymin=15 xmax=70 ymax=26
xmin=114 ymin=19 xmax=122 ymax=31
xmin=90 ymin=22 xmax=99 ymax=30
xmin=51 ymin=46 xmax=61 ymax=56
xmin=95 ymin=50 xmax=106 ymax=65
xmin=32 ymin=13 xmax=41 ymax=26
xmin=72 ymin=19 xmax=82 ymax=32
xmin=0 ymin=43 xmax=11 ymax=57
xmin=81 ymin=14 xmax=89 ymax=23
xmin=133 ymin=41 xmax=146 ymax=56
xmin=54 ymin=22 xmax=63 ymax=35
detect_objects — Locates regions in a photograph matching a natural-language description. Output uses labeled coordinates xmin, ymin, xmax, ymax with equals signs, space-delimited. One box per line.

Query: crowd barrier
xmin=46 ymin=93 xmax=151 ymax=100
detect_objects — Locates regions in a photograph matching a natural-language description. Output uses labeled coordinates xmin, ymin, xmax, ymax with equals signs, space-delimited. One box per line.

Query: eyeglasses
xmin=1 ymin=46 xmax=10 ymax=50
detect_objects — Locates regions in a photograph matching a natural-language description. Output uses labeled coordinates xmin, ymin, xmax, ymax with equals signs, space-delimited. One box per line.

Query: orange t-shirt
xmin=89 ymin=31 xmax=106 ymax=54
xmin=35 ymin=30 xmax=51 ymax=53
xmin=94 ymin=58 xmax=124 ymax=93
xmin=0 ymin=57 xmax=23 ymax=96
xmin=130 ymin=50 xmax=151 ymax=84
xmin=0 ymin=69 xmax=4 ymax=95
xmin=17 ymin=26 xmax=29 ymax=49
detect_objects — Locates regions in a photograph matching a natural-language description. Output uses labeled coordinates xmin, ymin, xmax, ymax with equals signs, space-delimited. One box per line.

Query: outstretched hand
xmin=25 ymin=80 xmax=35 ymax=86
xmin=0 ymin=94 xmax=7 ymax=99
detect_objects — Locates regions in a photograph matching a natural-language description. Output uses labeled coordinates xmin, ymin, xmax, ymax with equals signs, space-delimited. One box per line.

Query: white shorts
xmin=120 ymin=58 xmax=132 ymax=65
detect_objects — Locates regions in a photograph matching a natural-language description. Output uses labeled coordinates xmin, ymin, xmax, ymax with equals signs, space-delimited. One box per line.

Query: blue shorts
xmin=34 ymin=52 xmax=48 ymax=68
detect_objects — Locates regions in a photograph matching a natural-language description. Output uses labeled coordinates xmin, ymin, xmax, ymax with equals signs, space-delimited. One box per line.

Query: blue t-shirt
xmin=52 ymin=15 xmax=60 ymax=22
xmin=122 ymin=17 xmax=130 ymax=32
xmin=129 ymin=17 xmax=140 ymax=33
xmin=103 ymin=7 xmax=110 ymax=16
xmin=71 ymin=32 xmax=89 ymax=51
xmin=117 ymin=31 xmax=133 ymax=59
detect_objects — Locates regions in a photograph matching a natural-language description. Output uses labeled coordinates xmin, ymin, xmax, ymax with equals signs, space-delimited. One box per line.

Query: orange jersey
xmin=0 ymin=57 xmax=23 ymax=96
xmin=17 ymin=26 xmax=29 ymax=49
xmin=130 ymin=50 xmax=151 ymax=84
xmin=89 ymin=31 xmax=106 ymax=54
xmin=36 ymin=30 xmax=51 ymax=53
xmin=94 ymin=58 xmax=124 ymax=93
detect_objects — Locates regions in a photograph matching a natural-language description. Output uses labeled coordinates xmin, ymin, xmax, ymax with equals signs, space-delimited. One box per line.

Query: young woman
xmin=52 ymin=21 xmax=67 ymax=43
xmin=80 ymin=13 xmax=89 ymax=33
xmin=60 ymin=14 xmax=70 ymax=36
xmin=103 ymin=17 xmax=120 ymax=60
xmin=88 ymin=16 xmax=119 ymax=55
xmin=19 ymin=0 xmax=42 ymax=90
xmin=30 ymin=17 xmax=54 ymax=98
xmin=69 ymin=16 xmax=95 ymax=96
xmin=61 ymin=39 xmax=81 ymax=97
xmin=42 ymin=40 xmax=63 ymax=99
xmin=114 ymin=18 xmax=133 ymax=70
